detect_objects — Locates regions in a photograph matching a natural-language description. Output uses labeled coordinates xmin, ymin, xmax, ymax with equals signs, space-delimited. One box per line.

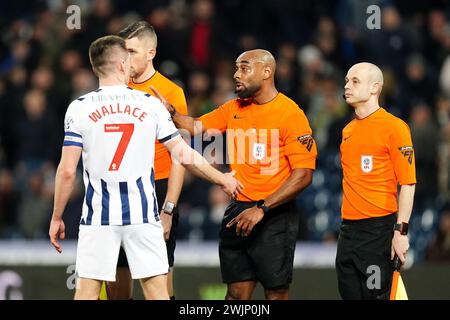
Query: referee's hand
xmin=226 ymin=206 xmax=264 ymax=237
xmin=49 ymin=218 xmax=66 ymax=253
xmin=391 ymin=231 xmax=409 ymax=264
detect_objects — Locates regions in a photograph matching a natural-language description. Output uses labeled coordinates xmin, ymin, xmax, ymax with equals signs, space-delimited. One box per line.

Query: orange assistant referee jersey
xmin=129 ymin=71 xmax=188 ymax=180
xmin=340 ymin=108 xmax=416 ymax=220
xmin=199 ymin=93 xmax=317 ymax=202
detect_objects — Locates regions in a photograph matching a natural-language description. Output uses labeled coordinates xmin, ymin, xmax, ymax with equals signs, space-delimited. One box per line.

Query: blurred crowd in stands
xmin=1 ymin=0 xmax=450 ymax=264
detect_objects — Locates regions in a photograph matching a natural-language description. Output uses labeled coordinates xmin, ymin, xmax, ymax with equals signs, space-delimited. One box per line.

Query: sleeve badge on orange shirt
xmin=398 ymin=146 xmax=414 ymax=165
xmin=297 ymin=134 xmax=314 ymax=152
xmin=361 ymin=155 xmax=373 ymax=173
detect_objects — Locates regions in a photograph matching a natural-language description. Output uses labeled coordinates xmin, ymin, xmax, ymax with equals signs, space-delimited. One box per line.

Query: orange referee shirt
xmin=199 ymin=93 xmax=317 ymax=202
xmin=340 ymin=108 xmax=416 ymax=220
xmin=129 ymin=71 xmax=188 ymax=180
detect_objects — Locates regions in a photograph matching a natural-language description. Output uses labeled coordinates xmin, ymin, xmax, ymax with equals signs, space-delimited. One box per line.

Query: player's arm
xmin=160 ymin=88 xmax=187 ymax=240
xmin=165 ymin=161 xmax=185 ymax=206
xmin=49 ymin=146 xmax=82 ymax=253
xmin=163 ymin=135 xmax=243 ymax=197
xmin=161 ymin=157 xmax=185 ymax=240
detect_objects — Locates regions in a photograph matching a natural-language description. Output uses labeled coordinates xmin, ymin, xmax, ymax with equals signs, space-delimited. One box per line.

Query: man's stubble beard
xmin=235 ymin=84 xmax=260 ymax=99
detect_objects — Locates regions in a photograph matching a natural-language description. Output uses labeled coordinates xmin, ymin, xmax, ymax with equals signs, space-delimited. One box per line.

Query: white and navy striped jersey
xmin=63 ymin=85 xmax=179 ymax=226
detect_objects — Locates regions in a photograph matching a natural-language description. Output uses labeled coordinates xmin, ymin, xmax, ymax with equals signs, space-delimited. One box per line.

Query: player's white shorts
xmin=75 ymin=222 xmax=168 ymax=281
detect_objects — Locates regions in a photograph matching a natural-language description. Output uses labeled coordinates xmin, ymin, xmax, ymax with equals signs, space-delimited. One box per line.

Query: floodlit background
xmin=0 ymin=0 xmax=450 ymax=299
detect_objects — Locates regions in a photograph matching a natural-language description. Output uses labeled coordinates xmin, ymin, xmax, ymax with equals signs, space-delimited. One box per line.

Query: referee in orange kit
xmin=337 ymin=62 xmax=416 ymax=300
xmin=152 ymin=49 xmax=317 ymax=300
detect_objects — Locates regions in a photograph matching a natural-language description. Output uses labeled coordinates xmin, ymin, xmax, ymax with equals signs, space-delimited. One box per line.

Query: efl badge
xmin=253 ymin=143 xmax=266 ymax=160
xmin=361 ymin=155 xmax=373 ymax=173
xmin=398 ymin=146 xmax=414 ymax=165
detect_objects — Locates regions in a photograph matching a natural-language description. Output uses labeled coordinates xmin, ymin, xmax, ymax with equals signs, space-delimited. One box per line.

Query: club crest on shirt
xmin=253 ymin=143 xmax=266 ymax=160
xmin=297 ymin=134 xmax=314 ymax=152
xmin=361 ymin=155 xmax=373 ymax=173
xmin=398 ymin=146 xmax=414 ymax=165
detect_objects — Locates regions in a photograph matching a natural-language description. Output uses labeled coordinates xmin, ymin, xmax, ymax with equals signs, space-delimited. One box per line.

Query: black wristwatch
xmin=393 ymin=222 xmax=409 ymax=235
xmin=256 ymin=200 xmax=270 ymax=215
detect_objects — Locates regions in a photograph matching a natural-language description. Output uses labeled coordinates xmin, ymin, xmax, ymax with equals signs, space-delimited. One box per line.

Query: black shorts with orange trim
xmin=219 ymin=200 xmax=299 ymax=290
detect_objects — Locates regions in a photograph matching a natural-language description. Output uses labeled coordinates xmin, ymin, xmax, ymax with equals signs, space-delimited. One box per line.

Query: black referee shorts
xmin=219 ymin=200 xmax=299 ymax=290
xmin=335 ymin=213 xmax=396 ymax=300
xmin=117 ymin=178 xmax=179 ymax=268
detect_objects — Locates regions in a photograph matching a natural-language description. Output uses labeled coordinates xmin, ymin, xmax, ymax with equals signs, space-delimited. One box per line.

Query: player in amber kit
xmin=152 ymin=49 xmax=317 ymax=300
xmin=105 ymin=21 xmax=187 ymax=300
xmin=337 ymin=62 xmax=416 ymax=300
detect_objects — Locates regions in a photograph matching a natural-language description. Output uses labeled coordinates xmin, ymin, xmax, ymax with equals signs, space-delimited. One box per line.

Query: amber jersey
xmin=199 ymin=93 xmax=317 ymax=201
xmin=340 ymin=108 xmax=416 ymax=220
xmin=129 ymin=71 xmax=187 ymax=180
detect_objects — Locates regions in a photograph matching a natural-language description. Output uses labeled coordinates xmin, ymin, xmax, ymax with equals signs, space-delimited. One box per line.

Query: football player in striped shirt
xmin=48 ymin=35 xmax=243 ymax=300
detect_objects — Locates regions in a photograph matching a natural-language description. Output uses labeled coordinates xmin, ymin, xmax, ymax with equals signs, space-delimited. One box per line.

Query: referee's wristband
xmin=393 ymin=222 xmax=409 ymax=235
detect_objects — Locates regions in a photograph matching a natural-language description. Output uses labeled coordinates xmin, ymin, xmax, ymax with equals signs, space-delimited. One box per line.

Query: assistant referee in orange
xmin=337 ymin=62 xmax=416 ymax=300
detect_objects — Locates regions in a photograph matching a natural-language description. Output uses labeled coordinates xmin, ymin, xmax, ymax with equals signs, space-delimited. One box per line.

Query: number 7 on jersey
xmin=104 ymin=123 xmax=134 ymax=171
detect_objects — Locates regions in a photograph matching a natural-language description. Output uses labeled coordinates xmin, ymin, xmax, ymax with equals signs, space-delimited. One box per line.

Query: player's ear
xmin=91 ymin=67 xmax=98 ymax=78
xmin=148 ymin=48 xmax=156 ymax=61
xmin=118 ymin=58 xmax=126 ymax=74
